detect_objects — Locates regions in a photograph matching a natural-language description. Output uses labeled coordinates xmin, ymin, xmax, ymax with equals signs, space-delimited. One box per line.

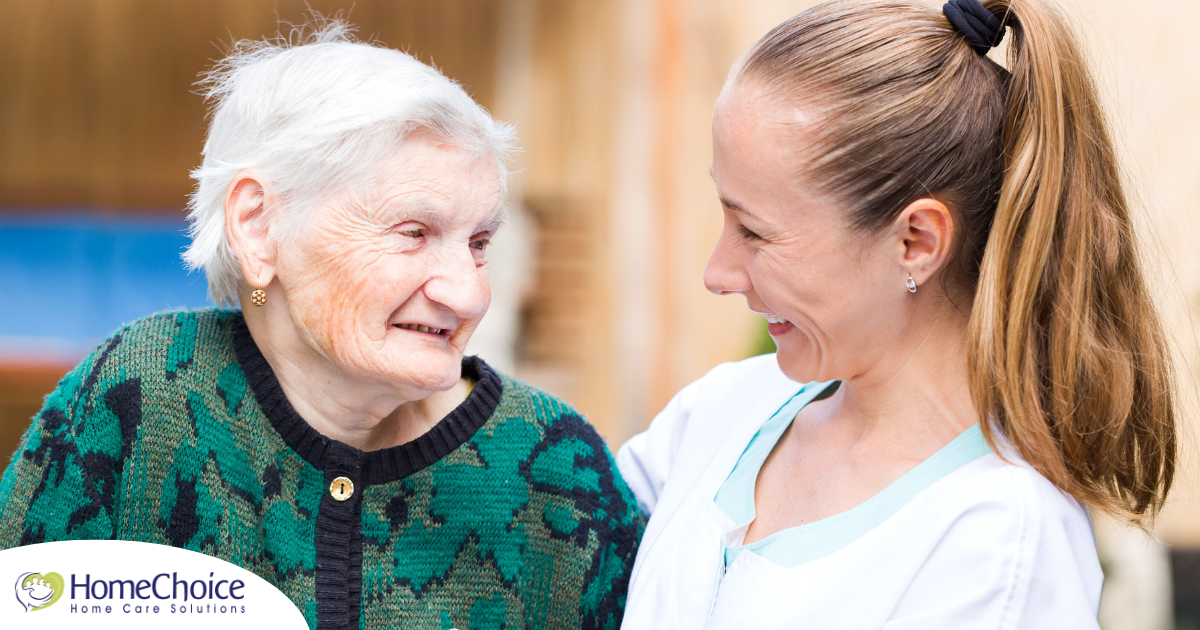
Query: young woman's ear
xmin=224 ymin=170 xmax=277 ymax=289
xmin=892 ymin=197 xmax=955 ymax=290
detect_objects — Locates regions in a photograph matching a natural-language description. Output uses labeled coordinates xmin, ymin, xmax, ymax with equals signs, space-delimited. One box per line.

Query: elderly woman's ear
xmin=224 ymin=170 xmax=277 ymax=298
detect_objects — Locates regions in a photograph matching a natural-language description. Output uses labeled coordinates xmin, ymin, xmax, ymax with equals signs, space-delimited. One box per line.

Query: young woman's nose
xmin=704 ymin=228 xmax=752 ymax=296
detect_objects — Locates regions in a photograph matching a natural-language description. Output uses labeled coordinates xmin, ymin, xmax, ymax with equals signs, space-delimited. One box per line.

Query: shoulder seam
xmin=995 ymin=467 xmax=1039 ymax=629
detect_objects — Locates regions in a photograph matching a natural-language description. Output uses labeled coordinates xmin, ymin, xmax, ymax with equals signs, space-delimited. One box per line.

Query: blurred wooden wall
xmin=0 ymin=0 xmax=501 ymax=210
xmin=507 ymin=0 xmax=623 ymax=440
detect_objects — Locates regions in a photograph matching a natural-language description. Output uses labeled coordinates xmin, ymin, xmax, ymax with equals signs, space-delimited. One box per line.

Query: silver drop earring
xmin=906 ymin=275 xmax=917 ymax=293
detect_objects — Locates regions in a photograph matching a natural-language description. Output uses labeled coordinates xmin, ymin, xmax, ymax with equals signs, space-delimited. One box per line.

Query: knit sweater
xmin=0 ymin=309 xmax=642 ymax=629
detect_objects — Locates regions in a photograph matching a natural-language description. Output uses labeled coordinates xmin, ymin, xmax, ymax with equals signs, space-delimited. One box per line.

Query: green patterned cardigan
xmin=0 ymin=309 xmax=643 ymax=629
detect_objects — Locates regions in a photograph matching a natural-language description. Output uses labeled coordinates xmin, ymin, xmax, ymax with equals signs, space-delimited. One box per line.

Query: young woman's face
xmin=706 ymin=82 xmax=914 ymax=384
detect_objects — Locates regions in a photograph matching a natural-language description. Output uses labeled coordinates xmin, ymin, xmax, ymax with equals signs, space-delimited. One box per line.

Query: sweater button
xmin=329 ymin=476 xmax=354 ymax=501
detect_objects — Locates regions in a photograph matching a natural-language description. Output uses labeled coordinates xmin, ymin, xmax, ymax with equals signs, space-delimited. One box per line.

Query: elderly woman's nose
xmin=422 ymin=247 xmax=489 ymax=317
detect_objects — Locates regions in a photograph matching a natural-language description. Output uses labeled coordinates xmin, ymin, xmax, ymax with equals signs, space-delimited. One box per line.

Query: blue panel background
xmin=0 ymin=213 xmax=213 ymax=358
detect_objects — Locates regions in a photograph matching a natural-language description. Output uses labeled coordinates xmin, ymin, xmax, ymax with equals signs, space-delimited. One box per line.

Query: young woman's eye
xmin=738 ymin=224 xmax=762 ymax=241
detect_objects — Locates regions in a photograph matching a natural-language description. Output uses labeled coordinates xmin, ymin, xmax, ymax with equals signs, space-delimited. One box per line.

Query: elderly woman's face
xmin=273 ymin=133 xmax=502 ymax=397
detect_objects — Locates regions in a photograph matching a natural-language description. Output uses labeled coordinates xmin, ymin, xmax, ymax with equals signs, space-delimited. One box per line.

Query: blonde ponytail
xmin=969 ymin=0 xmax=1175 ymax=521
xmin=738 ymin=0 xmax=1176 ymax=522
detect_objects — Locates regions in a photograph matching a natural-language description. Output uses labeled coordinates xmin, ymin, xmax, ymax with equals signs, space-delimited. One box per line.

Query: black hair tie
xmin=943 ymin=0 xmax=1005 ymax=55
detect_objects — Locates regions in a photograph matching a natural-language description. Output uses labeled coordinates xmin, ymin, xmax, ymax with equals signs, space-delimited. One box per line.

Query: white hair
xmin=183 ymin=20 xmax=517 ymax=306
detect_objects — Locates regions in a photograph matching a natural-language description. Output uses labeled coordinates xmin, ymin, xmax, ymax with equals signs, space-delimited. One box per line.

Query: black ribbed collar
xmin=231 ymin=315 xmax=503 ymax=485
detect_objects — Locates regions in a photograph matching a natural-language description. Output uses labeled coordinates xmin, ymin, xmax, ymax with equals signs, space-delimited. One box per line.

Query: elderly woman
xmin=0 ymin=24 xmax=640 ymax=629
xmin=618 ymin=0 xmax=1176 ymax=628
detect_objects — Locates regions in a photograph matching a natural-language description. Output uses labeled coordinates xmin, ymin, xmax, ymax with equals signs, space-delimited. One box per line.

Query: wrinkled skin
xmin=278 ymin=143 xmax=499 ymax=395
xmin=229 ymin=132 xmax=502 ymax=449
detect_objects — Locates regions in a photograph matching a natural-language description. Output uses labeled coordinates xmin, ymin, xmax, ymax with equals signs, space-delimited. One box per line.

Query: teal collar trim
xmin=713 ymin=381 xmax=837 ymax=526
xmin=715 ymin=391 xmax=992 ymax=568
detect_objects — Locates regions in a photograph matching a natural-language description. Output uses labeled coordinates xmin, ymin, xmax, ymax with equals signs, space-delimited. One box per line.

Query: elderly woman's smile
xmin=227 ymin=131 xmax=506 ymax=448
xmin=393 ymin=323 xmax=448 ymax=334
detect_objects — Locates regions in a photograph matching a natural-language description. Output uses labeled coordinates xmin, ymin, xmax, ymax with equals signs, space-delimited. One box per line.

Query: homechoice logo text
xmin=0 ymin=541 xmax=307 ymax=629
xmin=55 ymin=571 xmax=248 ymax=615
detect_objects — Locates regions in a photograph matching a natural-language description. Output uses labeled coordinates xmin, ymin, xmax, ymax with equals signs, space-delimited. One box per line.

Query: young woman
xmin=617 ymin=0 xmax=1177 ymax=627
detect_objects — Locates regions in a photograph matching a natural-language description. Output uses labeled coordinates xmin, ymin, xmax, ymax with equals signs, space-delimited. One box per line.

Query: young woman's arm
xmin=616 ymin=379 xmax=702 ymax=517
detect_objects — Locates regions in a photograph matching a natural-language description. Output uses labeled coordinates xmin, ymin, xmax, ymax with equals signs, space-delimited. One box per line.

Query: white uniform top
xmin=616 ymin=354 xmax=1102 ymax=630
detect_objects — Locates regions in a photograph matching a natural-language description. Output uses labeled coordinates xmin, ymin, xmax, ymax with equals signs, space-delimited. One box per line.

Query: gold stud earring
xmin=251 ymin=289 xmax=267 ymax=307
xmin=906 ymin=275 xmax=917 ymax=293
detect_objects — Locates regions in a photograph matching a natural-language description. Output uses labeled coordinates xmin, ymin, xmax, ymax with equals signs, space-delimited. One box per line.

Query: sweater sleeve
xmin=576 ymin=430 xmax=646 ymax=630
xmin=0 ymin=350 xmax=117 ymax=548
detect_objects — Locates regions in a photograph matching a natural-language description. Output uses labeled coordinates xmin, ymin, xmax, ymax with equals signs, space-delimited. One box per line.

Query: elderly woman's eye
xmin=400 ymin=228 xmax=425 ymax=239
xmin=470 ymin=239 xmax=491 ymax=251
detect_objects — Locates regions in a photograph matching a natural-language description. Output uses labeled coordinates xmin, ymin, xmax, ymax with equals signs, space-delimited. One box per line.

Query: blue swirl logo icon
xmin=15 ymin=571 xmax=64 ymax=612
